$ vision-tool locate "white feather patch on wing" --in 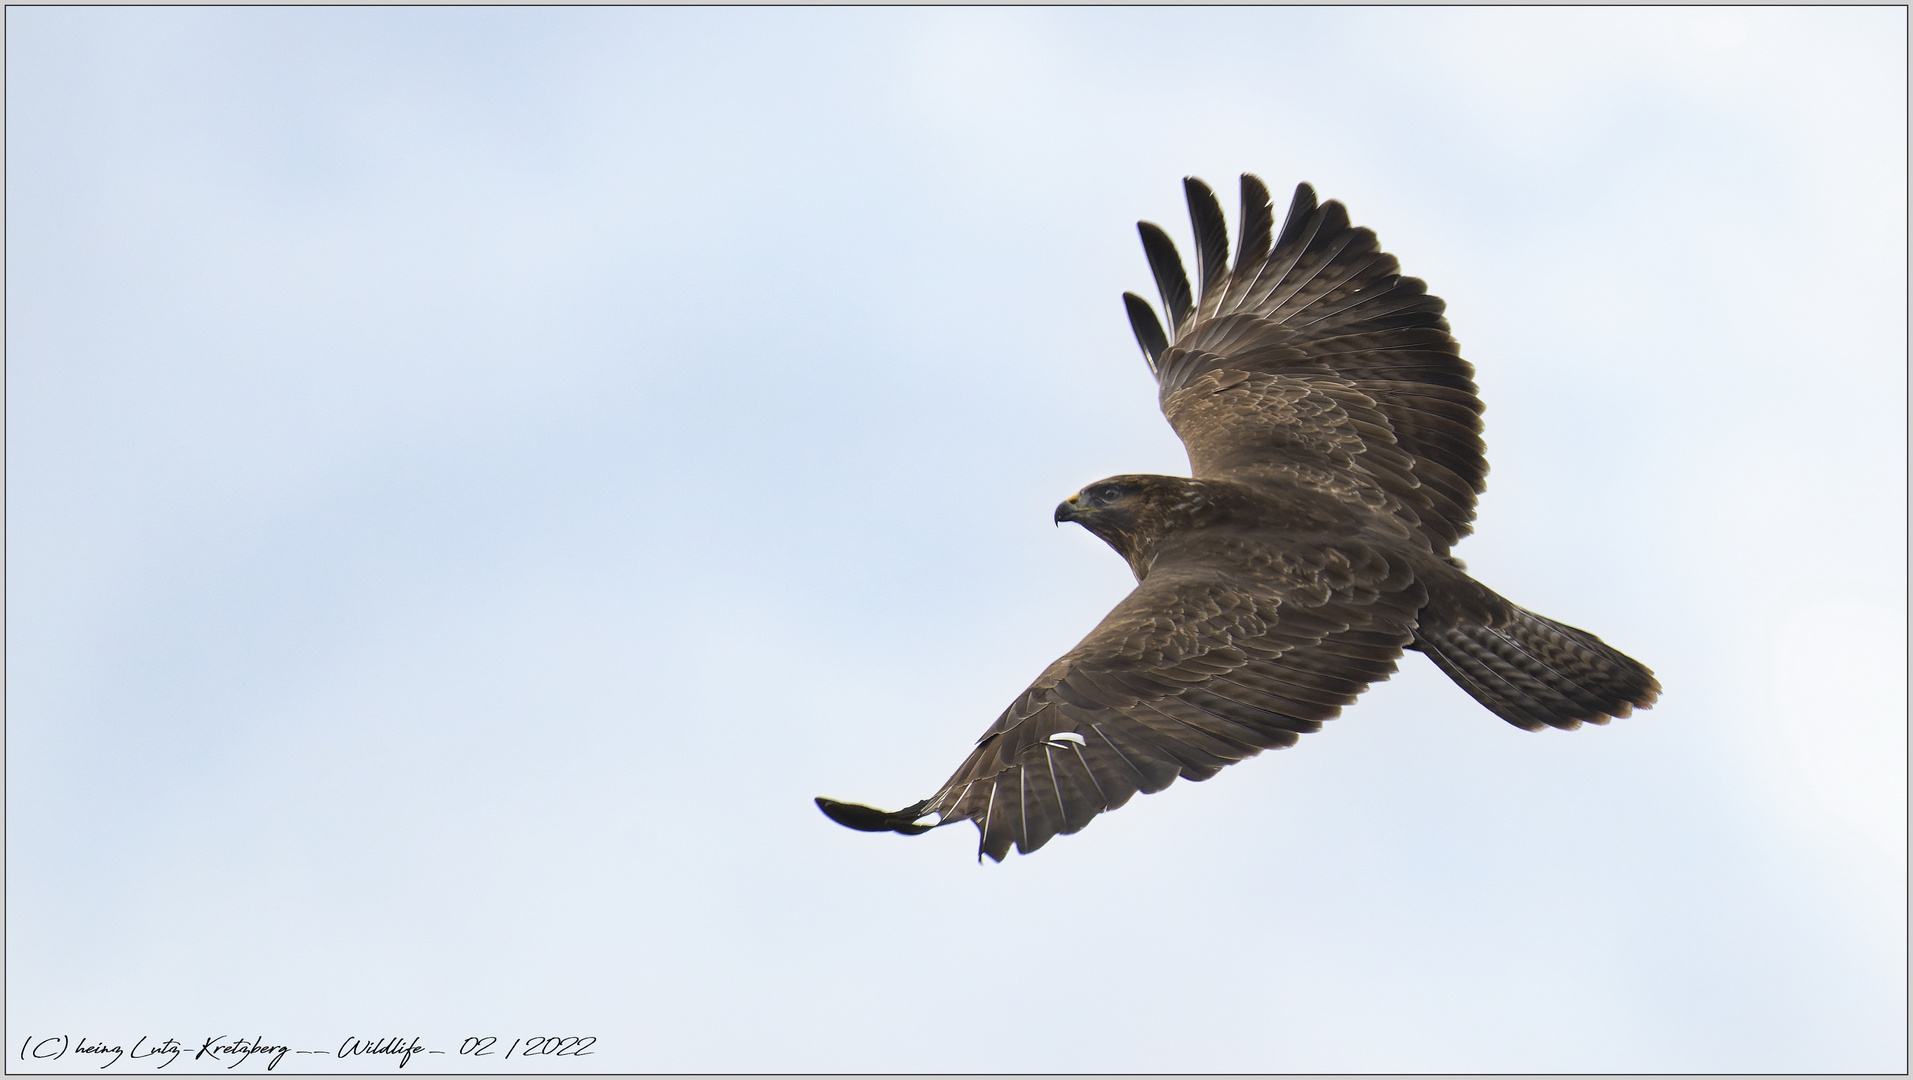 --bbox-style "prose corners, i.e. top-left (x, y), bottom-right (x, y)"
top-left (1047, 732), bottom-right (1088, 747)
